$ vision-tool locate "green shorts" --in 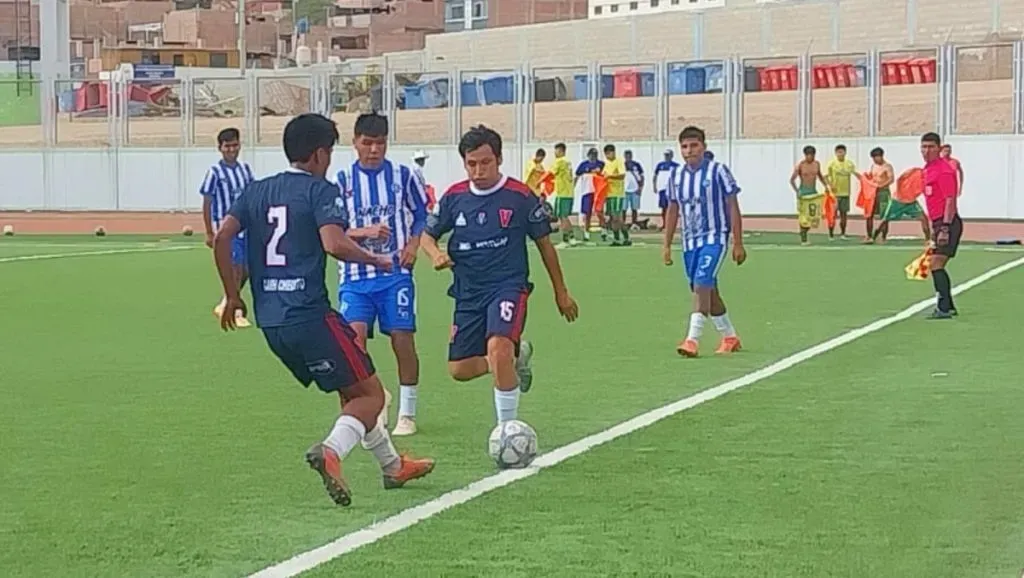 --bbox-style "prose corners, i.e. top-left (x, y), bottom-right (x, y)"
top-left (873, 188), bottom-right (891, 217)
top-left (553, 197), bottom-right (574, 219)
top-left (883, 199), bottom-right (924, 221)
top-left (835, 196), bottom-right (850, 214)
top-left (603, 196), bottom-right (625, 215)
